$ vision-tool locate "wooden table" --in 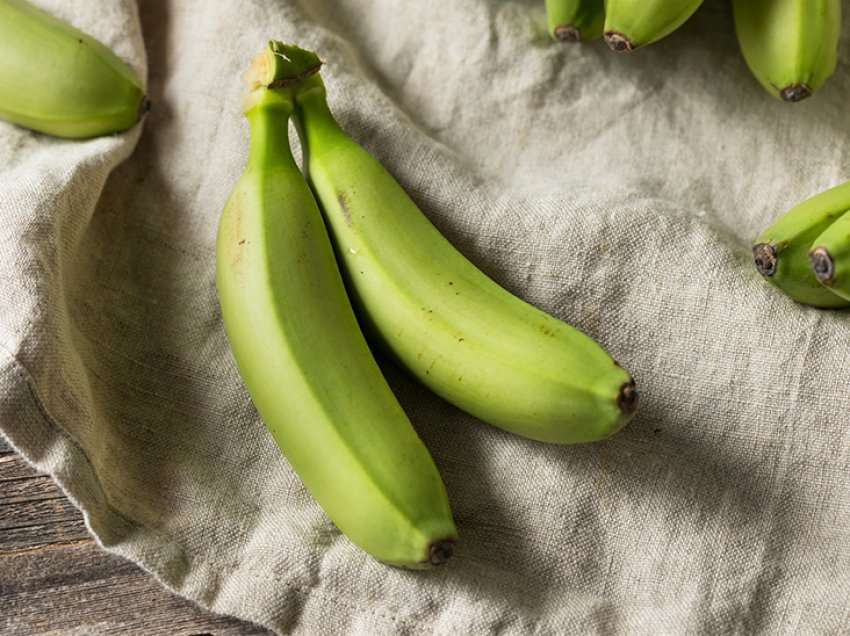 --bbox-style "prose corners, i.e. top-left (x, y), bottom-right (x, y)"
top-left (0, 435), bottom-right (272, 635)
